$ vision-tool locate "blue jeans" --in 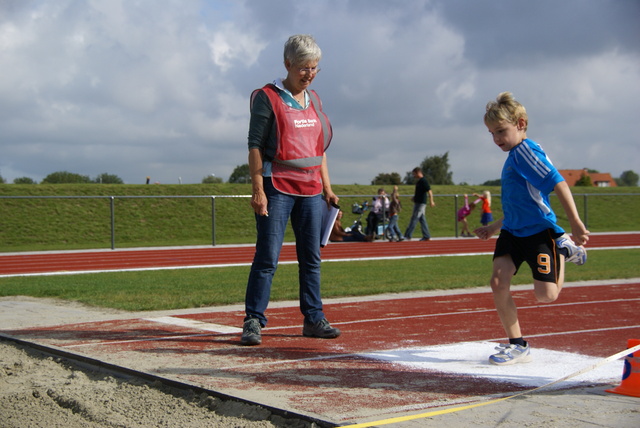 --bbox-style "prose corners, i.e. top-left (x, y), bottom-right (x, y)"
top-left (404, 203), bottom-right (431, 239)
top-left (387, 214), bottom-right (402, 239)
top-left (245, 178), bottom-right (325, 327)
